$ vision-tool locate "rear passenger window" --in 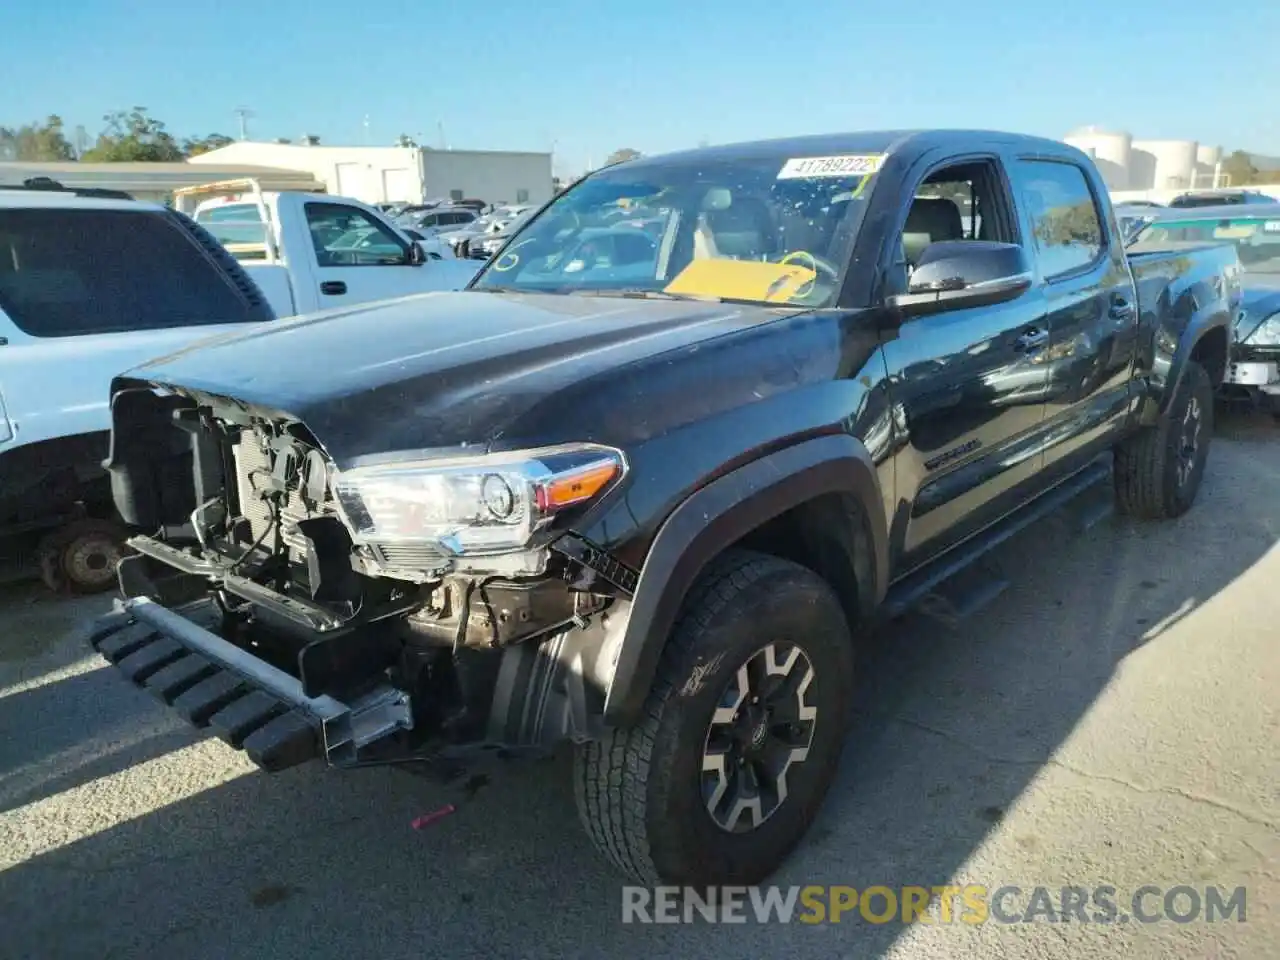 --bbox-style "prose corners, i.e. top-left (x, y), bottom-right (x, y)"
top-left (0, 209), bottom-right (259, 338)
top-left (1017, 160), bottom-right (1104, 279)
